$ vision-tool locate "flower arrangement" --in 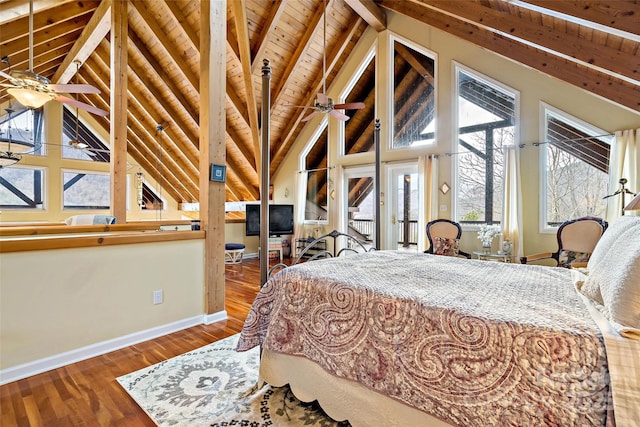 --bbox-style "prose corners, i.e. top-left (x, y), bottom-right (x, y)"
top-left (477, 224), bottom-right (501, 247)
